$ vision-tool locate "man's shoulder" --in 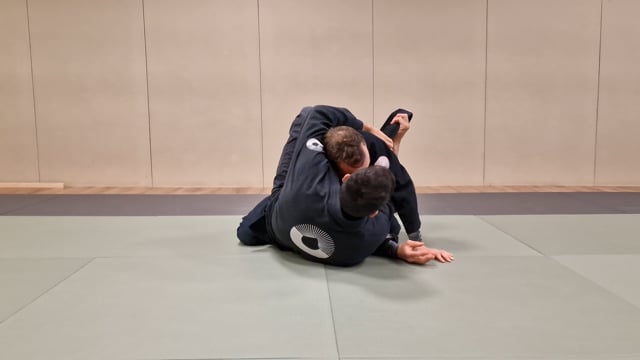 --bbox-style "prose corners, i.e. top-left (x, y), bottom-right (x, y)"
top-left (361, 131), bottom-right (385, 147)
top-left (361, 131), bottom-right (393, 162)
